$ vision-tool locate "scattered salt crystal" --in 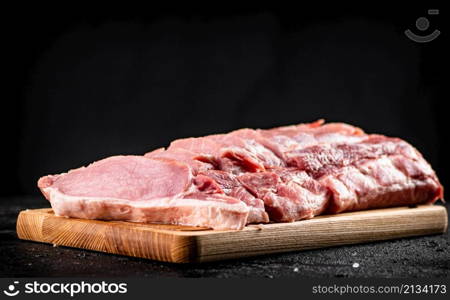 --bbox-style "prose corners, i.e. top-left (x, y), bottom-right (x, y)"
top-left (352, 262), bottom-right (360, 268)
top-left (293, 267), bottom-right (299, 272)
